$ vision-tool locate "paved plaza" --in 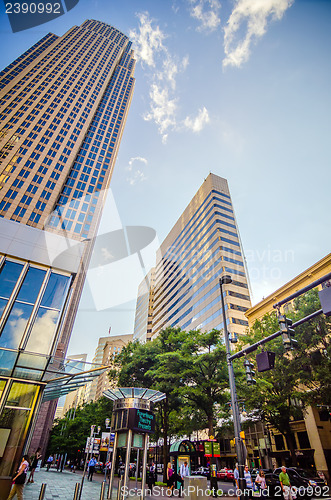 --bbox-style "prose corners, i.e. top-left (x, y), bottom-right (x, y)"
top-left (17, 469), bottom-right (331, 500)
